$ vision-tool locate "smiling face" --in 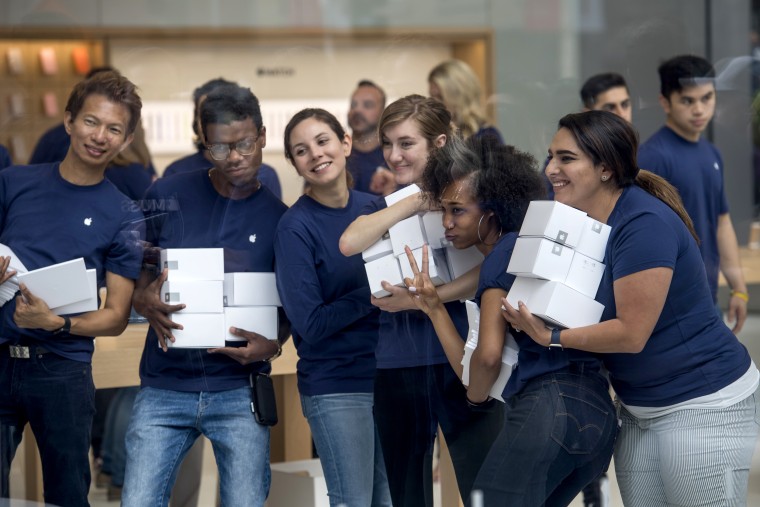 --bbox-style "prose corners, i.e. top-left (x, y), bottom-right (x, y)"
top-left (660, 82), bottom-right (715, 142)
top-left (204, 118), bottom-right (265, 196)
top-left (439, 177), bottom-right (485, 250)
top-left (546, 127), bottom-right (612, 215)
top-left (381, 119), bottom-right (442, 186)
top-left (64, 93), bottom-right (133, 171)
top-left (590, 86), bottom-right (632, 123)
top-left (288, 117), bottom-right (351, 189)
